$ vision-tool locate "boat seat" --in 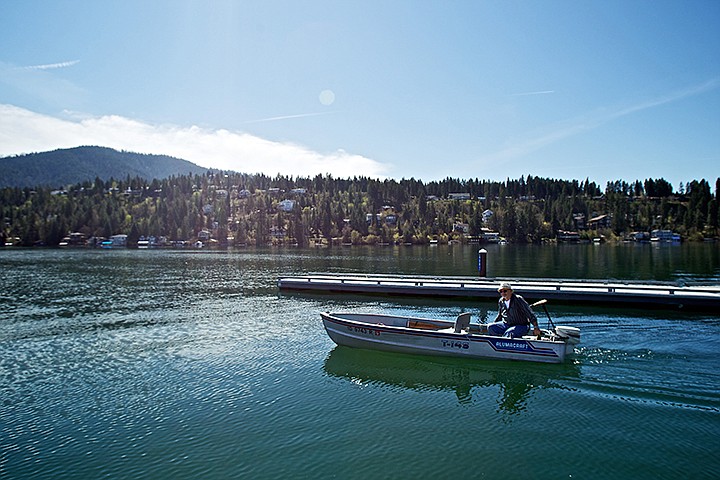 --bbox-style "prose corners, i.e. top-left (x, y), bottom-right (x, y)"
top-left (454, 312), bottom-right (472, 333)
